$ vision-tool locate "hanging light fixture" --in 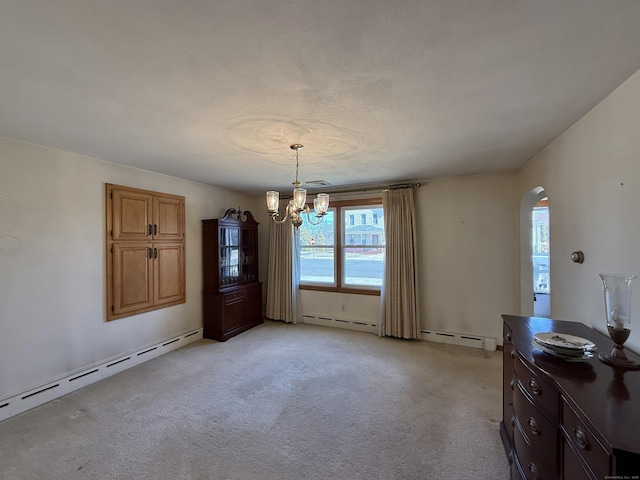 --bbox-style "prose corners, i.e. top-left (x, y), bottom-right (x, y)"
top-left (266, 144), bottom-right (329, 228)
